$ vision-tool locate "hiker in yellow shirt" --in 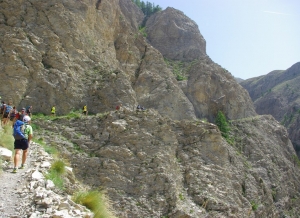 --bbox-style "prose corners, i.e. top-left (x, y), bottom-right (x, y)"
top-left (82, 105), bottom-right (88, 116)
top-left (51, 106), bottom-right (56, 116)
